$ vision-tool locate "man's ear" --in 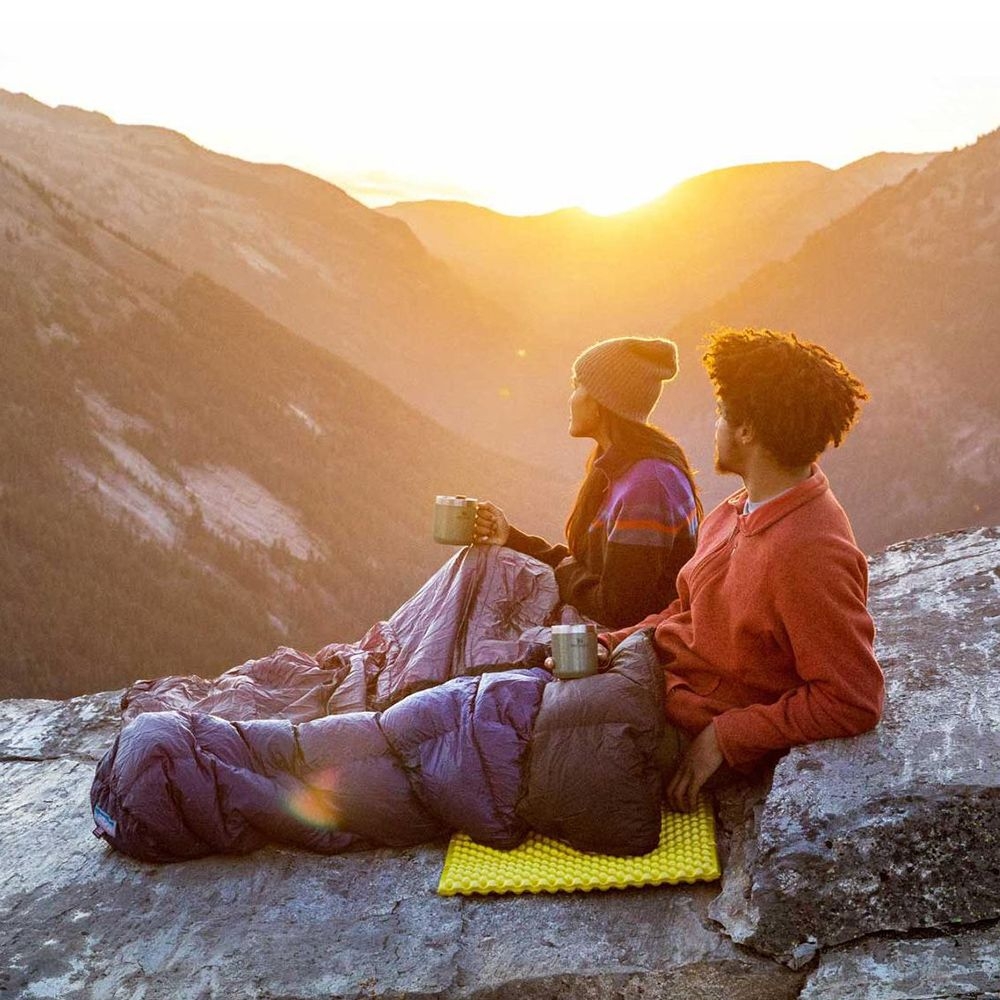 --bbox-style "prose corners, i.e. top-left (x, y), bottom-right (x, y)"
top-left (735, 422), bottom-right (755, 445)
